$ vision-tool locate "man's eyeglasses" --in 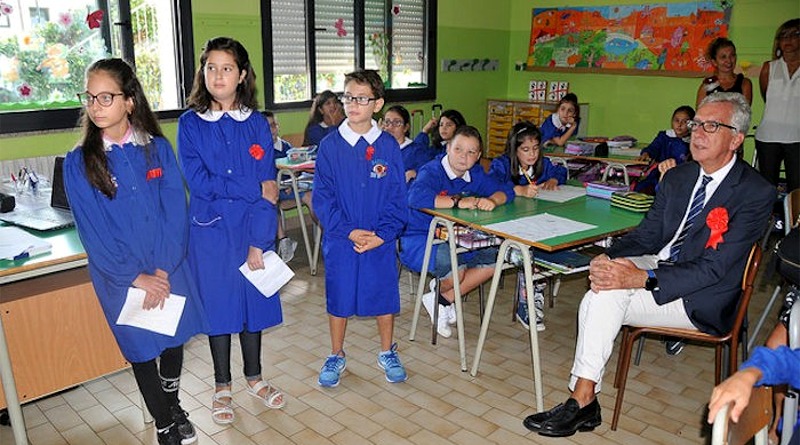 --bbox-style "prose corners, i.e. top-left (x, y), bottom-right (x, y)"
top-left (686, 119), bottom-right (738, 134)
top-left (339, 95), bottom-right (377, 106)
top-left (382, 119), bottom-right (405, 128)
top-left (77, 92), bottom-right (125, 107)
